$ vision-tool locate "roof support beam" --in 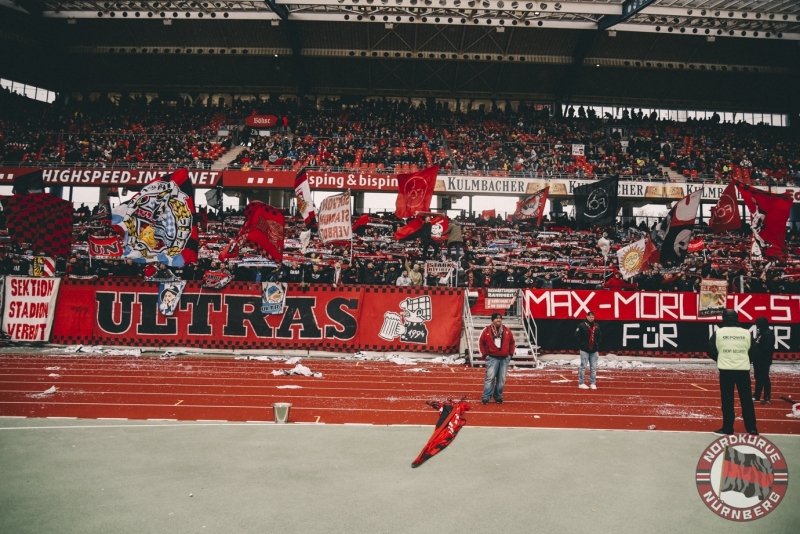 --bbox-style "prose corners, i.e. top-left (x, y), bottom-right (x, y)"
top-left (598, 0), bottom-right (658, 32)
